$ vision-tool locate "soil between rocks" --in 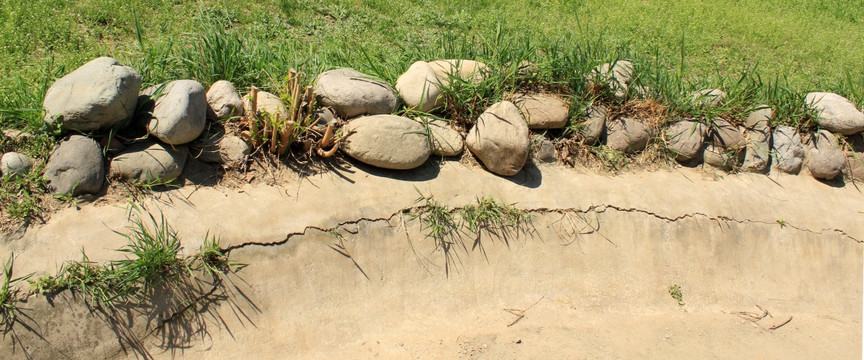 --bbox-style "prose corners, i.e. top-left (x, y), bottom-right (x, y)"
top-left (1, 160), bottom-right (862, 359)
